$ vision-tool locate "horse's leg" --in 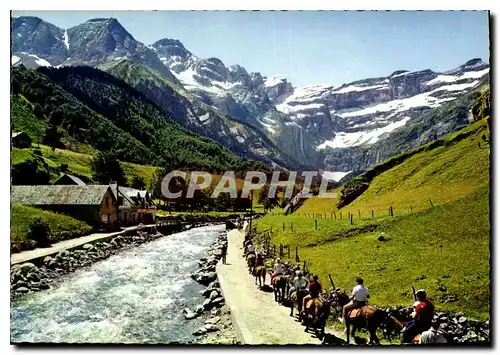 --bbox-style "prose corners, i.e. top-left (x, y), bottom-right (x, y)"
top-left (346, 322), bottom-right (350, 344)
top-left (290, 301), bottom-right (294, 316)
